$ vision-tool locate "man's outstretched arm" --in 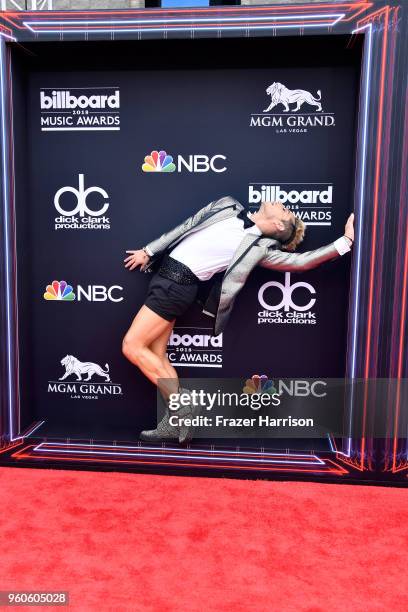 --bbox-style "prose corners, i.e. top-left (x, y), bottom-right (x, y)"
top-left (124, 196), bottom-right (234, 272)
top-left (141, 197), bottom-right (220, 261)
top-left (259, 213), bottom-right (354, 272)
